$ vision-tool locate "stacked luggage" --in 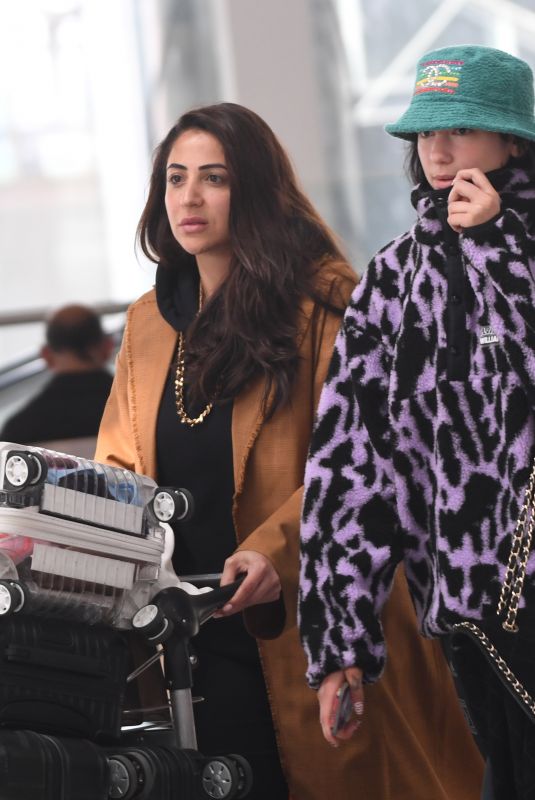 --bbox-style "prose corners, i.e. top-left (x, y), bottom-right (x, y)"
top-left (0, 443), bottom-right (252, 799)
